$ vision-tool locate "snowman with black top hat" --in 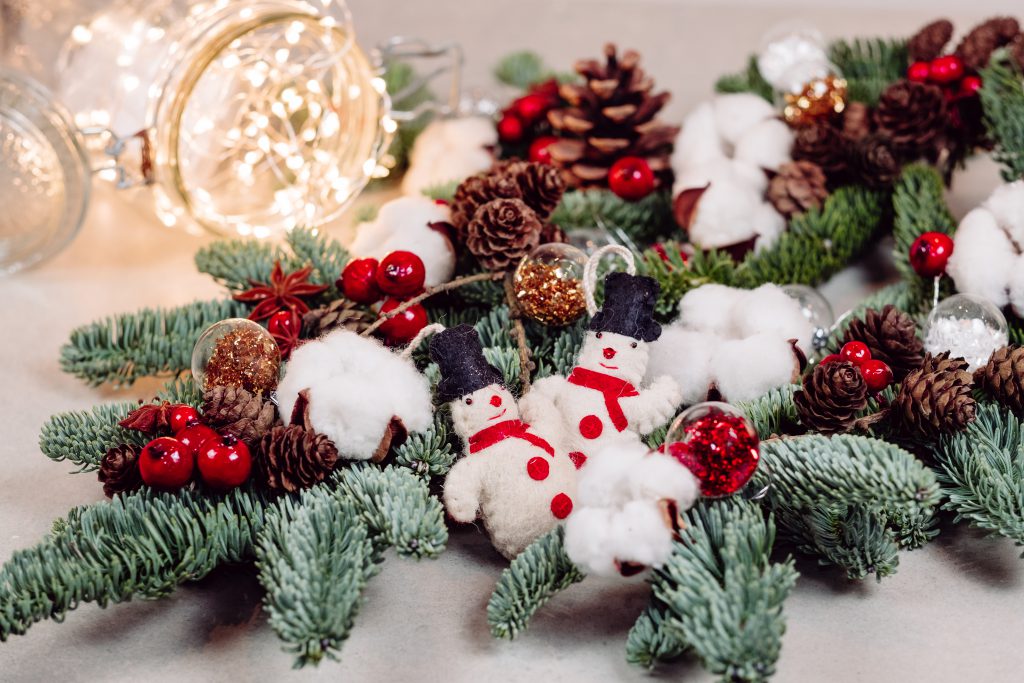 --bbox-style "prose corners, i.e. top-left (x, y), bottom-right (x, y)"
top-left (521, 272), bottom-right (682, 466)
top-left (432, 324), bottom-right (578, 559)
